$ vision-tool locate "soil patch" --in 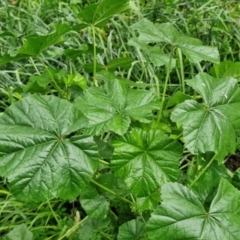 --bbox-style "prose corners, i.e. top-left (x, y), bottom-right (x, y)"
top-left (225, 151), bottom-right (240, 172)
